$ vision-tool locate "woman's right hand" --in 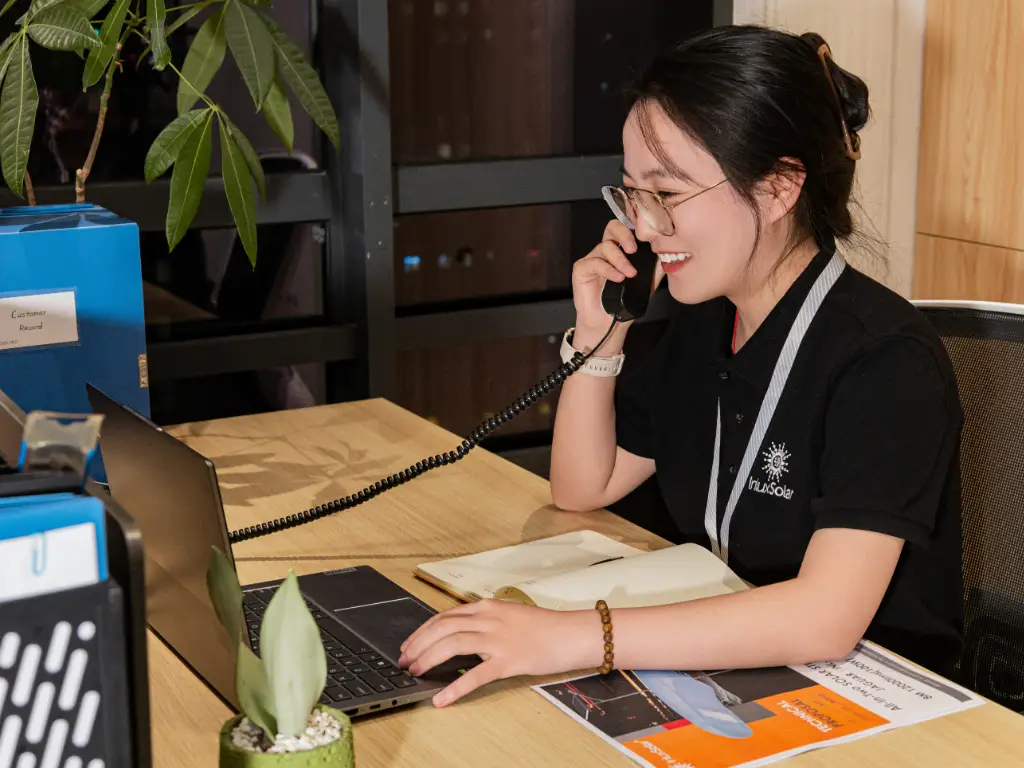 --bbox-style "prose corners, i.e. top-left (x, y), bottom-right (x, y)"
top-left (571, 219), bottom-right (641, 338)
